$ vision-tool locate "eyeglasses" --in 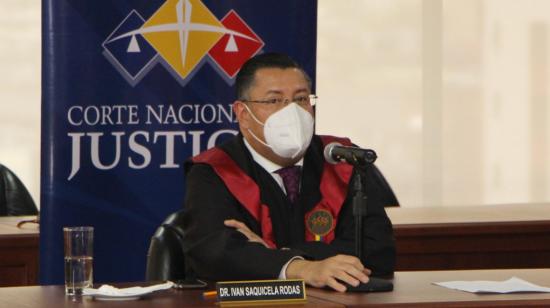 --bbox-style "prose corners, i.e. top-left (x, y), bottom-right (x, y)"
top-left (242, 94), bottom-right (318, 107)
